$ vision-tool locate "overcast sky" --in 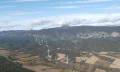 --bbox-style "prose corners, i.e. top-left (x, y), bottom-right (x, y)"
top-left (0, 0), bottom-right (120, 31)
